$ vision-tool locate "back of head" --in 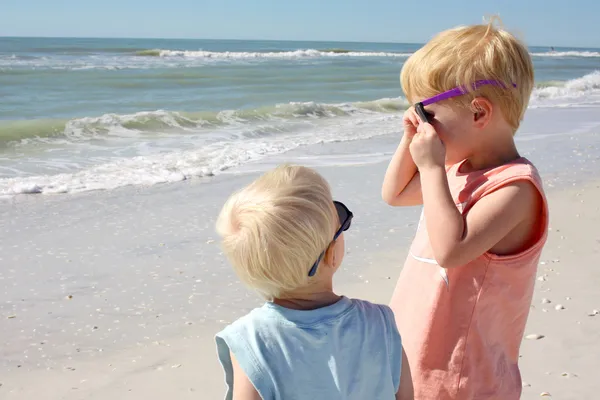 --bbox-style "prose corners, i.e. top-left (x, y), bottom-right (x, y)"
top-left (216, 165), bottom-right (336, 300)
top-left (401, 17), bottom-right (534, 131)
